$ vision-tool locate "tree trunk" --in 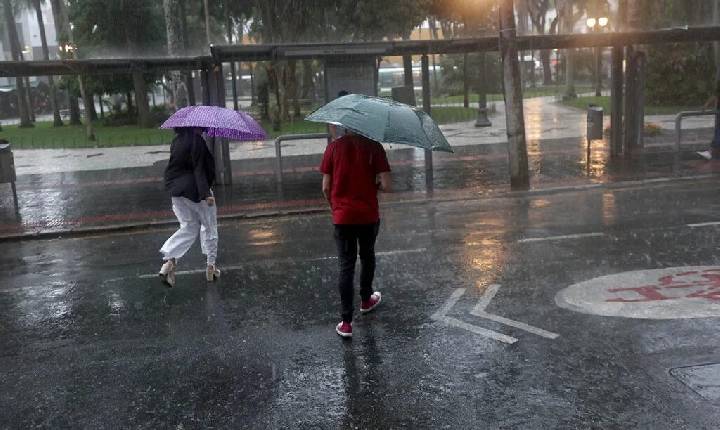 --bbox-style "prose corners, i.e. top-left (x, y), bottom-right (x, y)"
top-left (288, 60), bottom-right (300, 119)
top-left (562, 2), bottom-right (576, 99)
top-left (126, 91), bottom-right (134, 115)
top-left (500, 0), bottom-right (529, 190)
top-left (250, 62), bottom-right (257, 106)
top-left (540, 50), bottom-right (552, 85)
top-left (78, 75), bottom-right (95, 140)
top-left (24, 77), bottom-right (35, 122)
top-left (226, 14), bottom-right (239, 110)
top-left (2, 0), bottom-right (33, 127)
top-left (88, 91), bottom-right (98, 121)
top-left (463, 53), bottom-right (469, 108)
top-left (133, 71), bottom-right (152, 128)
top-left (301, 60), bottom-right (313, 100)
top-left (69, 92), bottom-right (81, 125)
top-left (33, 0), bottom-right (62, 126)
top-left (429, 18), bottom-right (440, 92)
